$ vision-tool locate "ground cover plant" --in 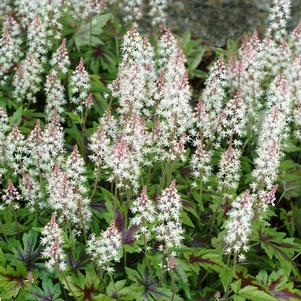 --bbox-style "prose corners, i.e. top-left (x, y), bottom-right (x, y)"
top-left (0, 0), bottom-right (301, 300)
